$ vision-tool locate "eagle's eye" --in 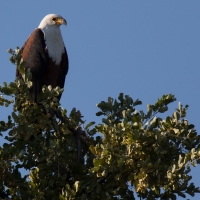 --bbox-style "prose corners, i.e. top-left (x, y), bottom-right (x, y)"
top-left (52, 18), bottom-right (56, 21)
